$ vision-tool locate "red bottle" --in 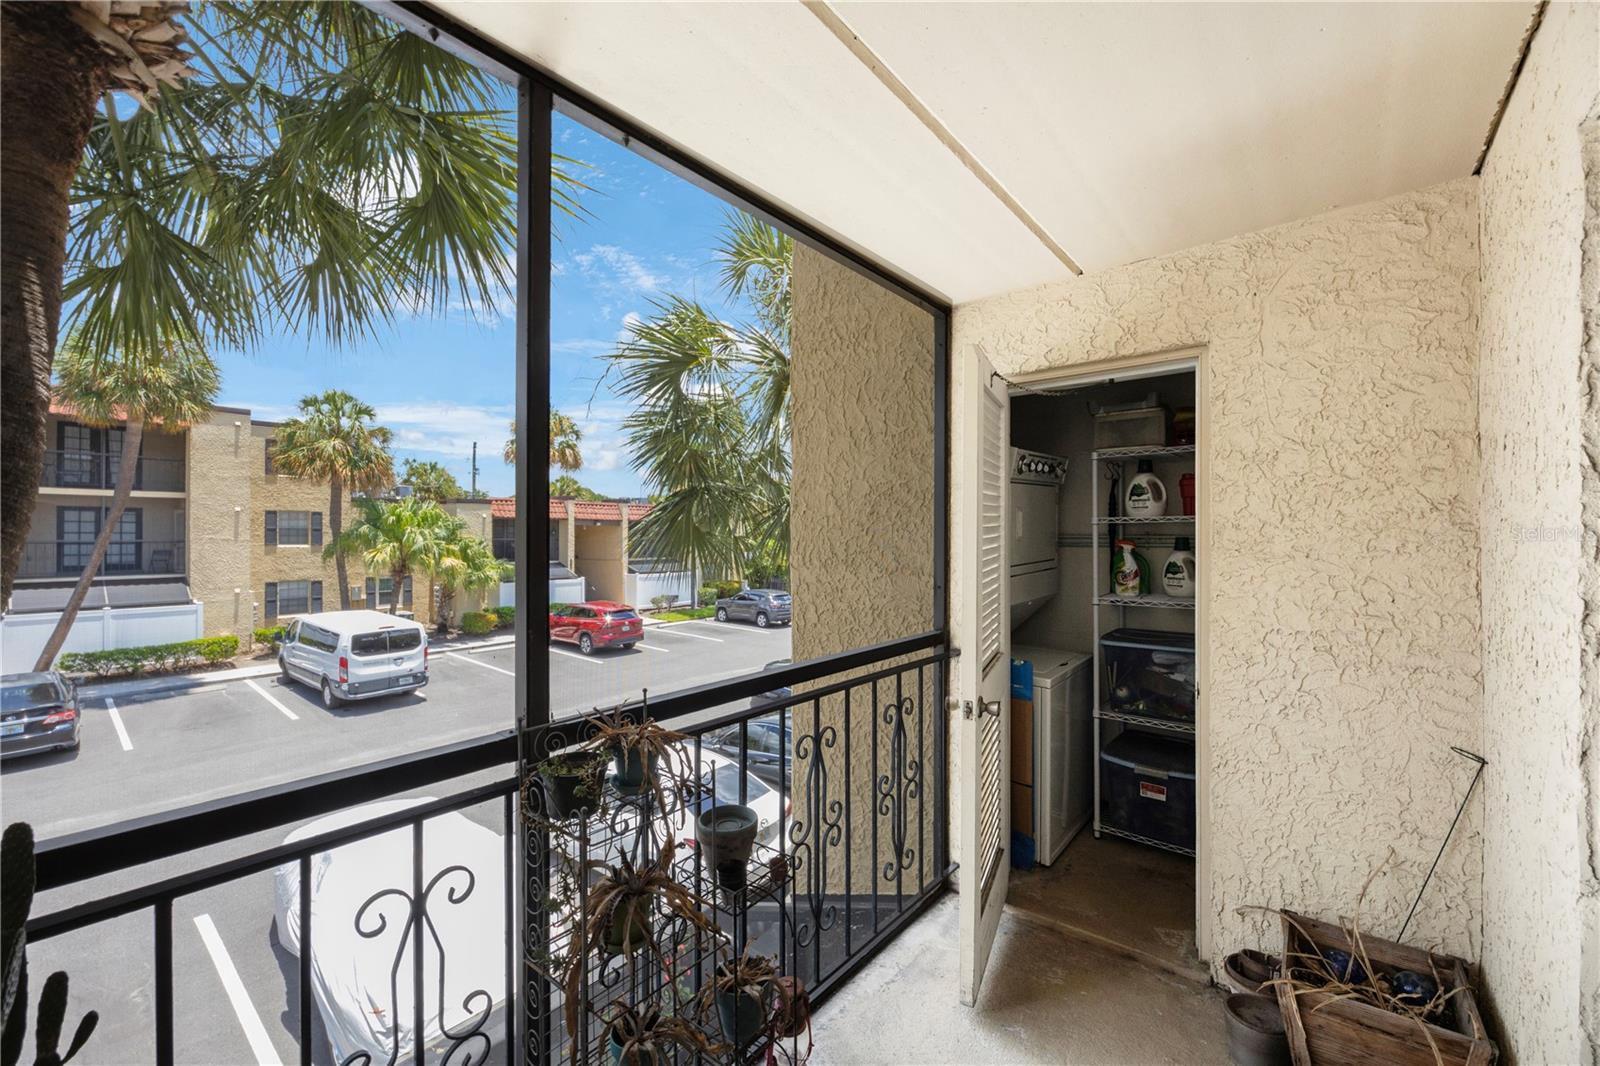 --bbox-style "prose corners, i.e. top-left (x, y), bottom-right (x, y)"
top-left (1180, 473), bottom-right (1196, 516)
